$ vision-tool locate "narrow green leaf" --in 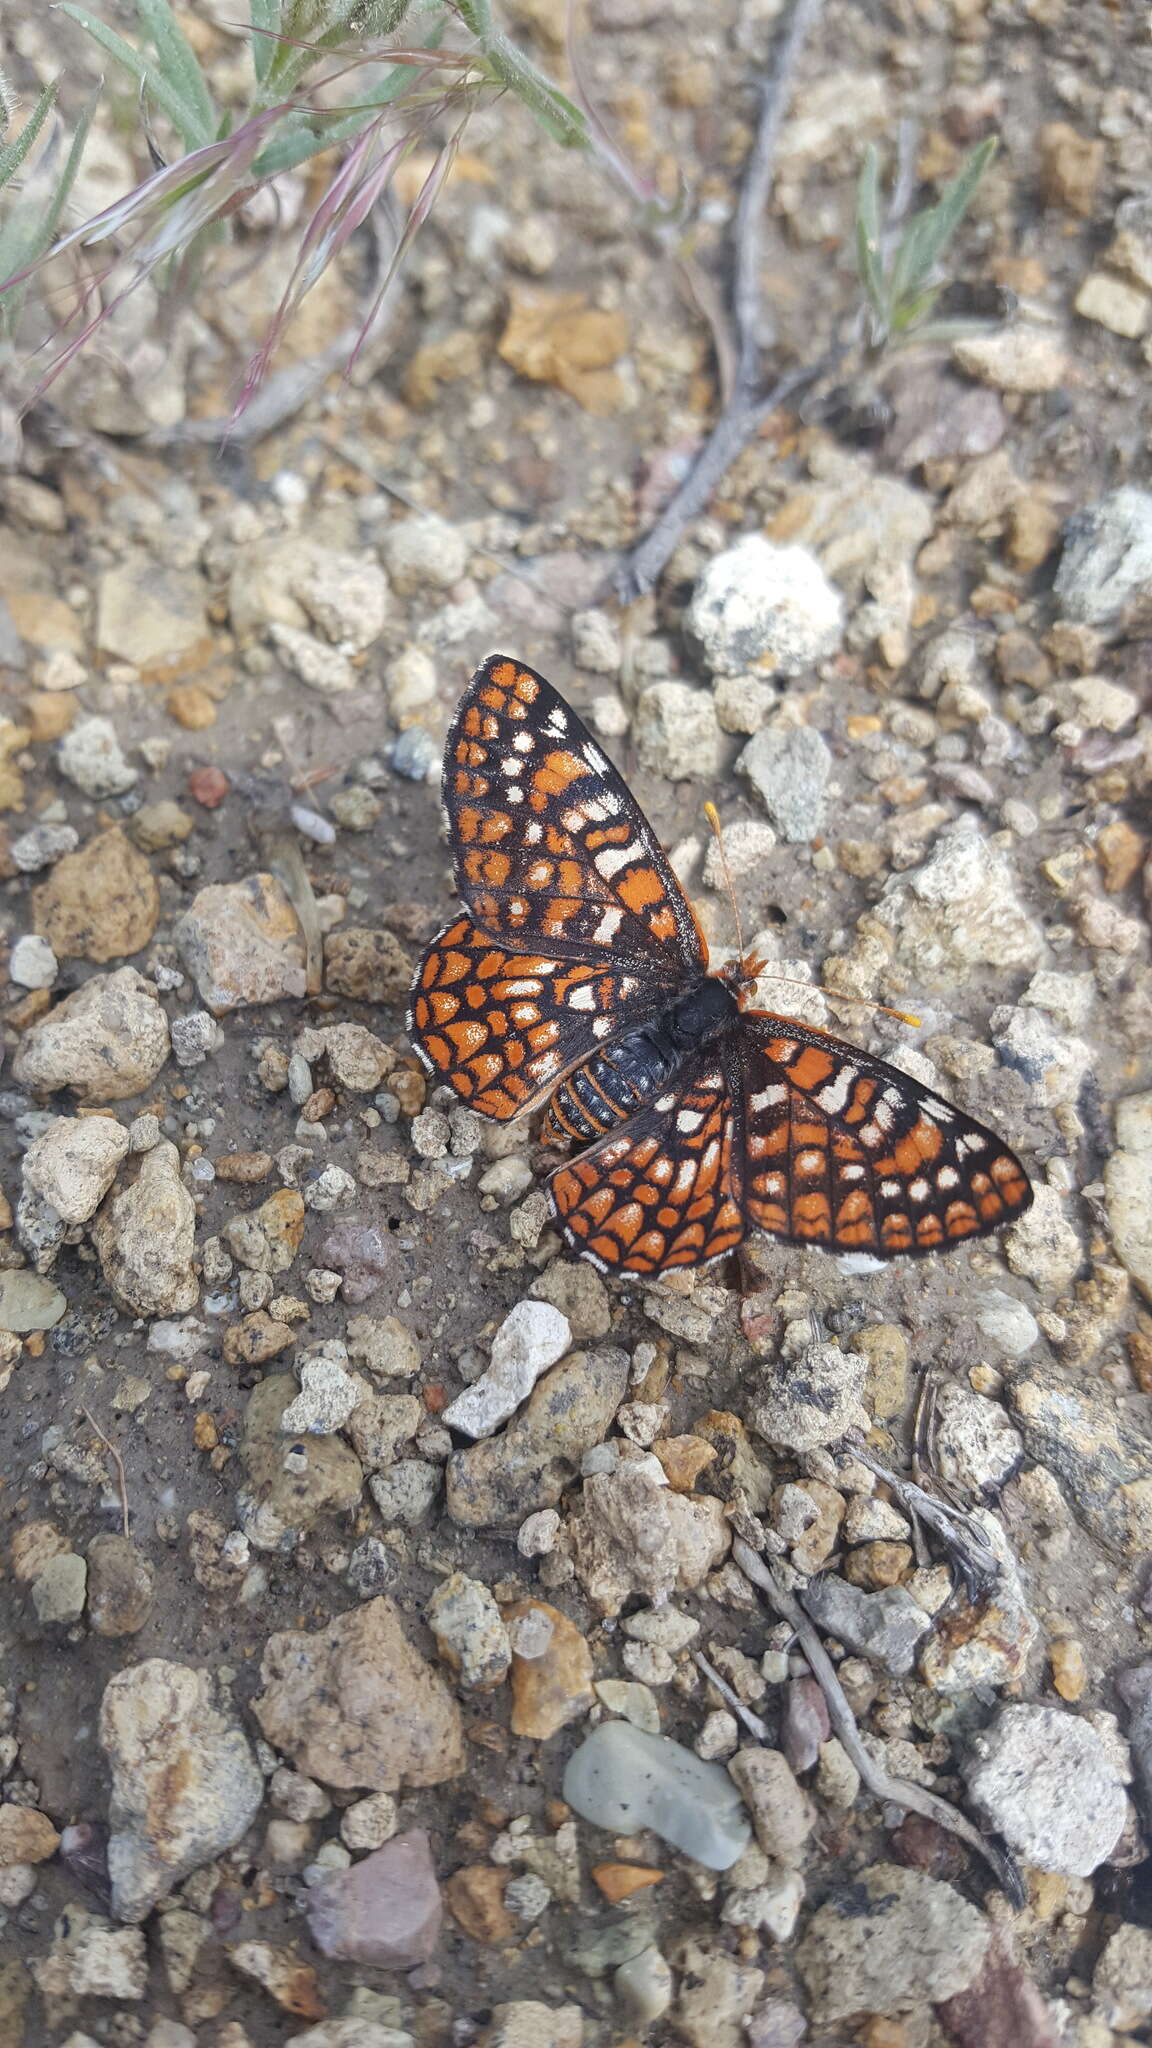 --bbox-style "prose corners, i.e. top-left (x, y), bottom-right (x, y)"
top-left (137, 0), bottom-right (217, 146)
top-left (37, 84), bottom-right (100, 247)
top-left (0, 79), bottom-right (57, 191)
top-left (909, 135), bottom-right (998, 284)
top-left (249, 0), bottom-right (279, 84)
top-left (854, 144), bottom-right (887, 322)
top-left (58, 4), bottom-right (208, 149)
top-left (482, 31), bottom-right (587, 147)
